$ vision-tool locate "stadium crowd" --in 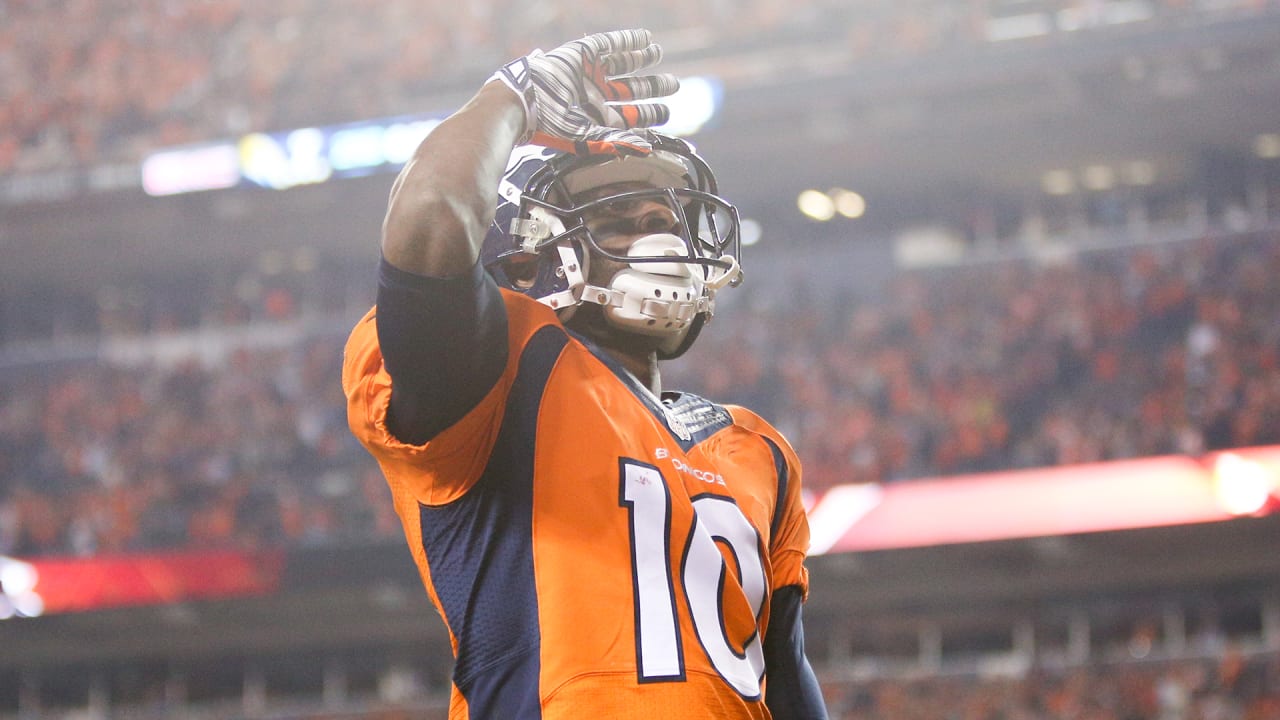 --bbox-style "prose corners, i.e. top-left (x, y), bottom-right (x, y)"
top-left (819, 651), bottom-right (1280, 720)
top-left (74, 648), bottom-right (1280, 718)
top-left (672, 228), bottom-right (1280, 491)
top-left (4, 0), bottom-right (1276, 176)
top-left (0, 0), bottom-right (937, 174)
top-left (23, 640), bottom-right (1272, 718)
top-left (1, 226), bottom-right (1277, 558)
top-left (0, 332), bottom-right (393, 558)
top-left (297, 653), bottom-right (1280, 720)
top-left (4, 7), bottom-right (1280, 720)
